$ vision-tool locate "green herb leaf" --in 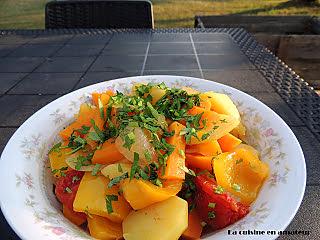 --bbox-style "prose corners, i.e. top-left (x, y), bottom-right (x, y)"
top-left (208, 202), bottom-right (216, 208)
top-left (84, 206), bottom-right (93, 219)
top-left (91, 164), bottom-right (101, 176)
top-left (180, 166), bottom-right (196, 176)
top-left (90, 119), bottom-right (105, 142)
top-left (208, 211), bottom-right (215, 219)
top-left (130, 152), bottom-right (139, 180)
top-left (51, 166), bottom-right (68, 176)
top-left (118, 163), bottom-right (123, 173)
top-left (123, 132), bottom-right (135, 150)
top-left (87, 132), bottom-right (101, 142)
top-left (49, 142), bottom-right (62, 153)
top-left (72, 175), bottom-right (81, 183)
top-left (179, 149), bottom-right (185, 158)
top-left (76, 125), bottom-right (90, 135)
top-left (144, 151), bottom-right (152, 162)
top-left (75, 154), bottom-right (93, 170)
top-left (105, 195), bottom-right (118, 214)
top-left (65, 187), bottom-right (72, 193)
top-left (232, 183), bottom-right (241, 192)
top-left (98, 98), bottom-right (105, 120)
top-left (108, 172), bottom-right (129, 188)
top-left (236, 158), bottom-right (243, 164)
top-left (139, 168), bottom-right (149, 180)
top-left (214, 185), bottom-right (224, 194)
top-left (163, 130), bottom-right (175, 137)
top-left (201, 133), bottom-right (210, 141)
